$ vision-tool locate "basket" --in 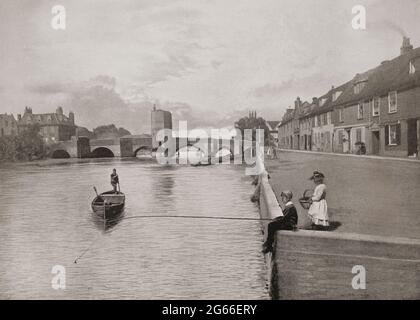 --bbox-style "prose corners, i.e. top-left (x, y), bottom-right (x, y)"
top-left (299, 189), bottom-right (313, 210)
